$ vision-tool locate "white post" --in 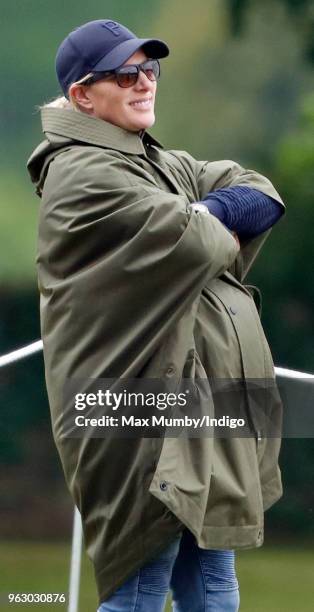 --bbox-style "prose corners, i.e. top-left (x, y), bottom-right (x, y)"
top-left (68, 507), bottom-right (83, 612)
